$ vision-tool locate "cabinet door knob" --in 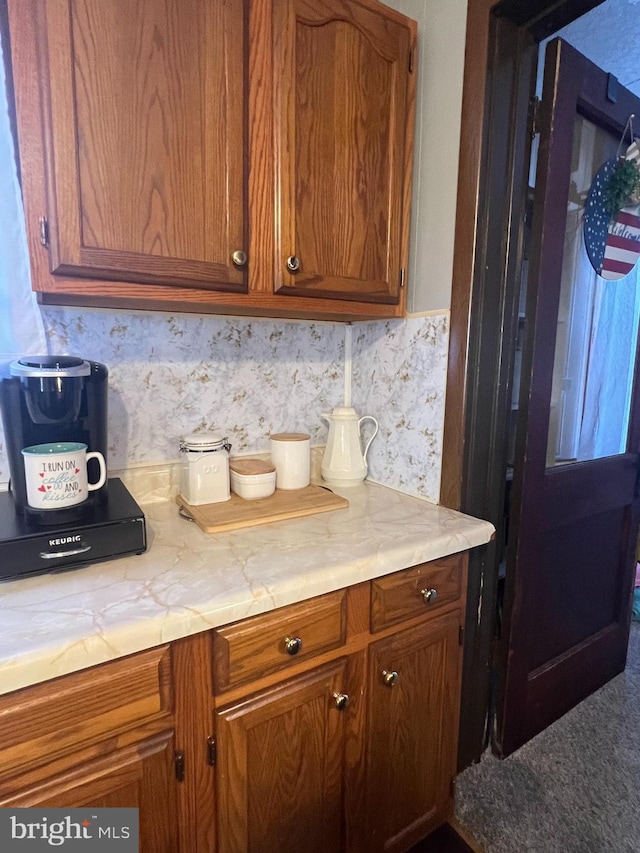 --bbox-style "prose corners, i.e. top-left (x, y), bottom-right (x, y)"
top-left (382, 670), bottom-right (398, 687)
top-left (333, 692), bottom-right (350, 710)
top-left (420, 587), bottom-right (438, 604)
top-left (286, 255), bottom-right (300, 272)
top-left (284, 636), bottom-right (302, 656)
top-left (232, 250), bottom-right (247, 267)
